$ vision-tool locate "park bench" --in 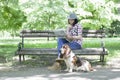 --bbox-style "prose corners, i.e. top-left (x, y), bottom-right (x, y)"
top-left (15, 30), bottom-right (108, 63)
